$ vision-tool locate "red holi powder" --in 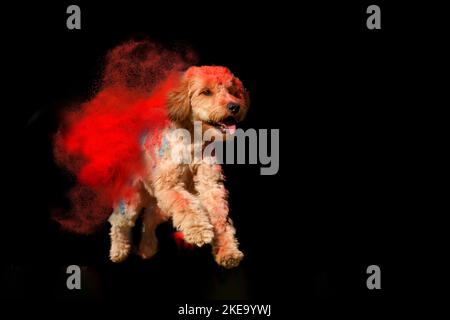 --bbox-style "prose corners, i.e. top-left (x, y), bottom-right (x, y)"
top-left (53, 40), bottom-right (195, 234)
